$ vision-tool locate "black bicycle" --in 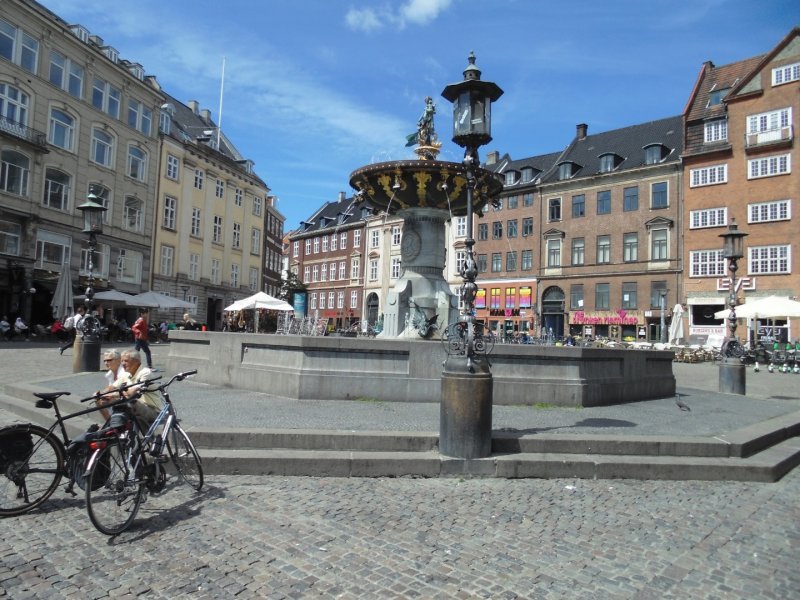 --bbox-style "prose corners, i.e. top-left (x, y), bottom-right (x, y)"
top-left (0, 380), bottom-right (145, 517)
top-left (84, 370), bottom-right (203, 535)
